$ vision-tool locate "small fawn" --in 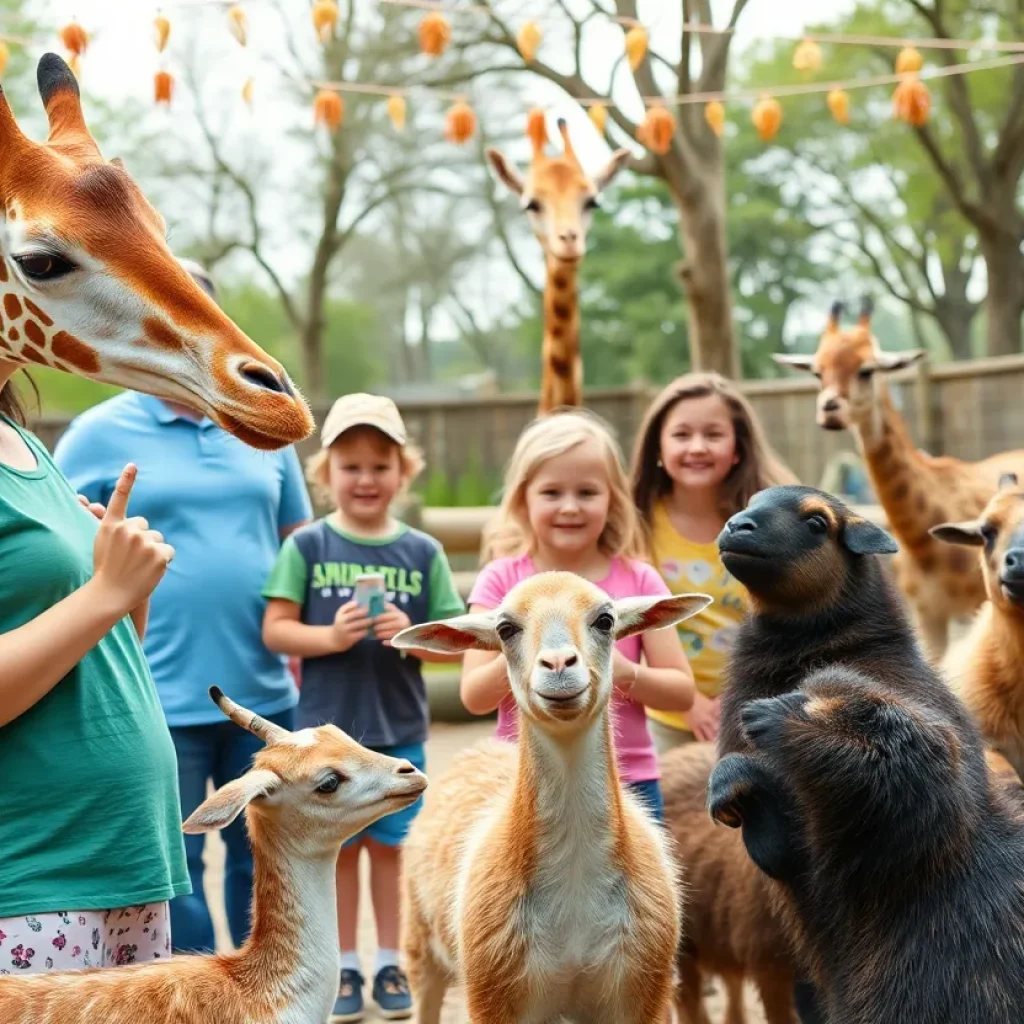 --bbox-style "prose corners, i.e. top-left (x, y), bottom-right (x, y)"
top-left (0, 687), bottom-right (427, 1024)
top-left (391, 570), bottom-right (710, 1024)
